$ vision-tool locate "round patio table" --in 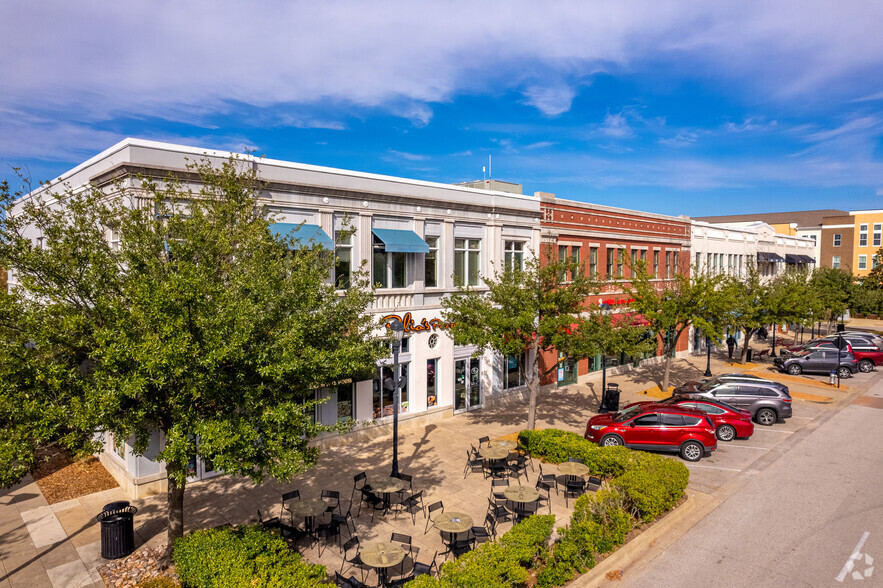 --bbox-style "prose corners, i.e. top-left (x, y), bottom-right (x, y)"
top-left (371, 477), bottom-right (407, 512)
top-left (488, 439), bottom-right (516, 449)
top-left (360, 541), bottom-right (406, 587)
top-left (503, 485), bottom-right (540, 504)
top-left (286, 498), bottom-right (326, 536)
top-left (434, 511), bottom-right (473, 551)
top-left (481, 446), bottom-right (510, 460)
top-left (557, 462), bottom-right (590, 477)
